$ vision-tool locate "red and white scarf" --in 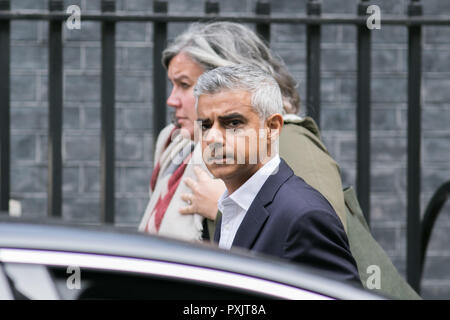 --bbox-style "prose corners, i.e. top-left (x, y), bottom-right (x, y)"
top-left (144, 128), bottom-right (195, 233)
